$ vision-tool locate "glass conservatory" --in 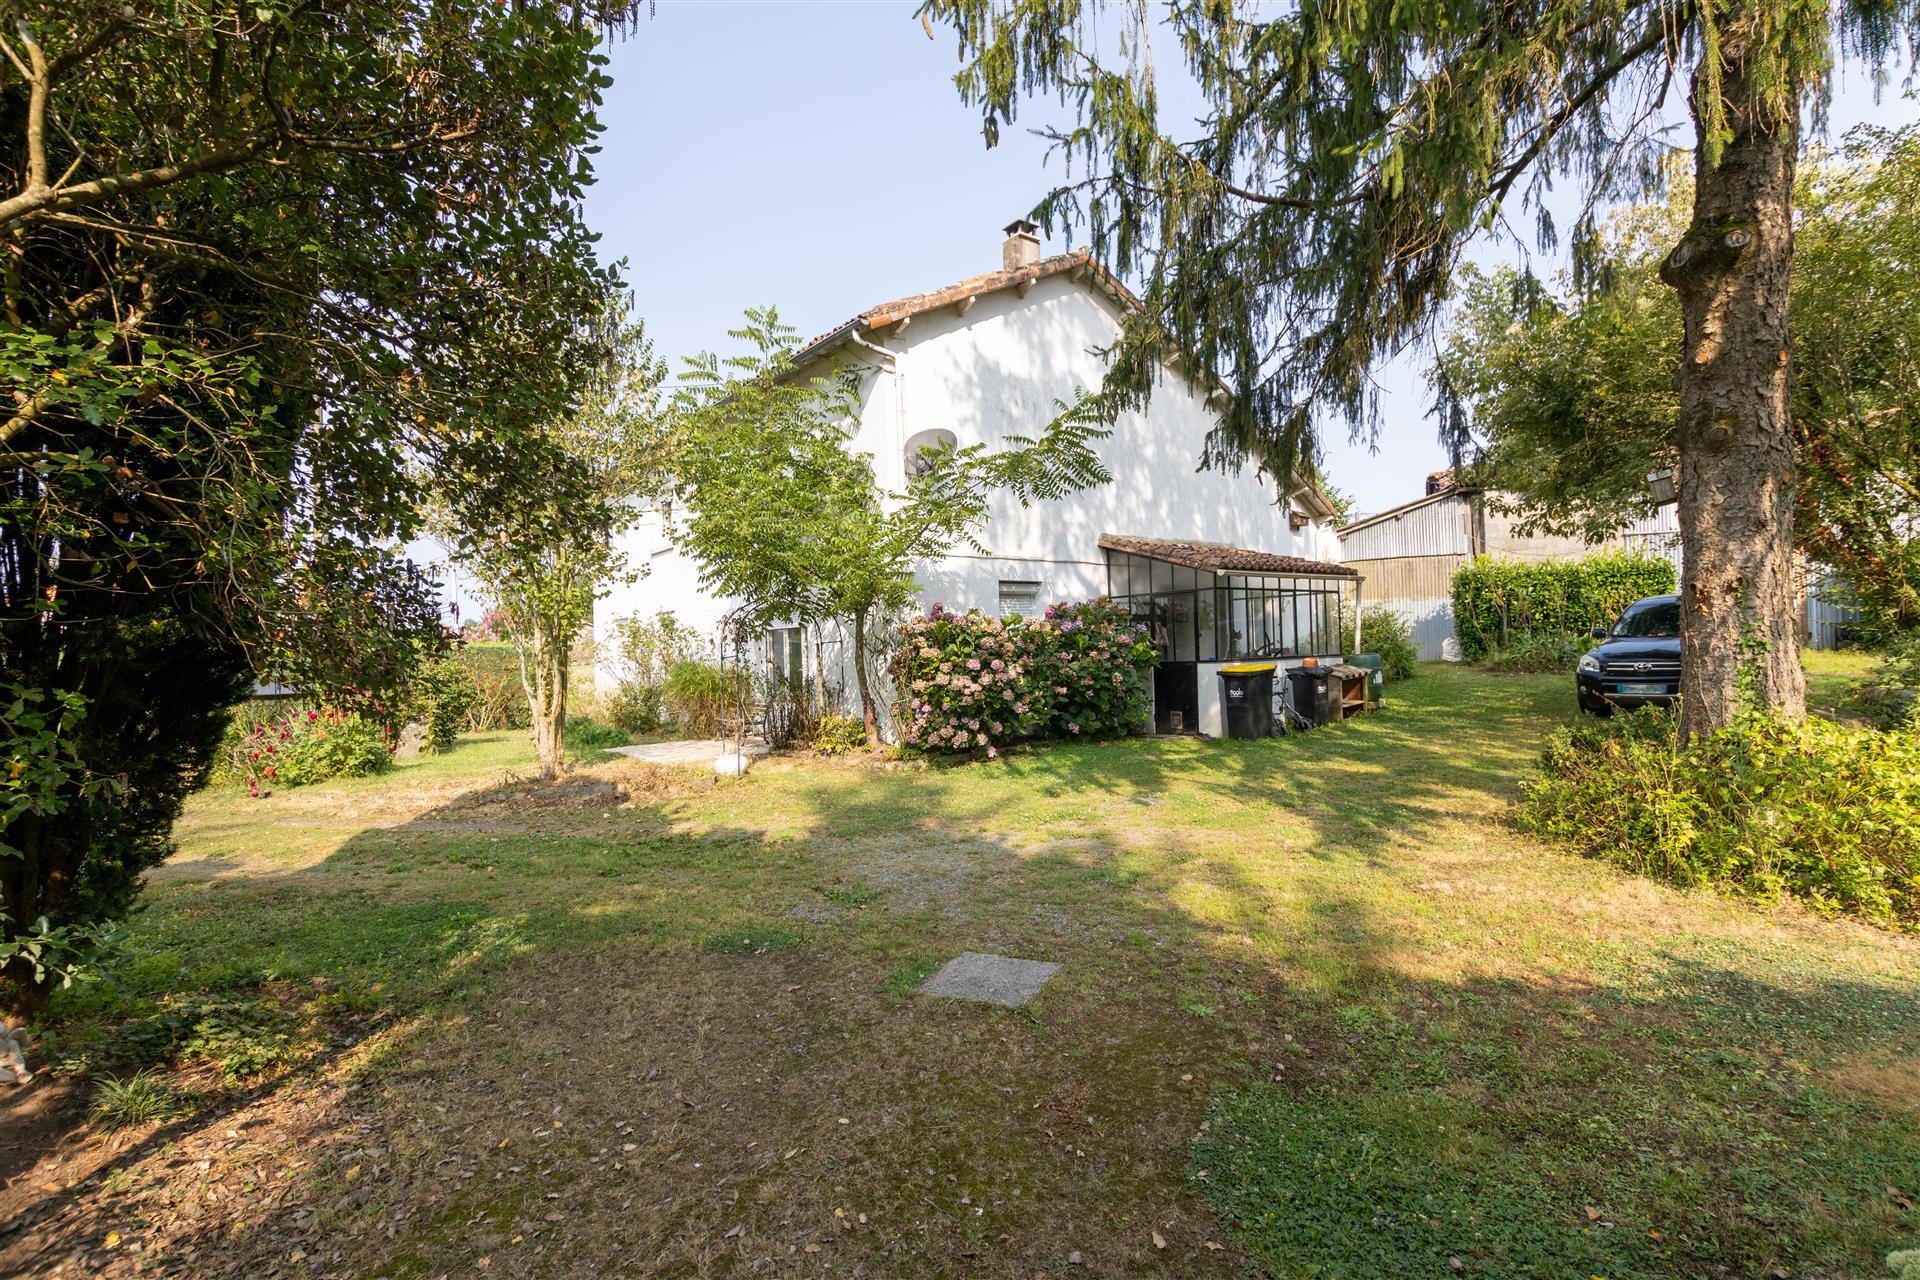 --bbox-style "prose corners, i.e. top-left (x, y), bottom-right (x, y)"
top-left (1100, 536), bottom-right (1361, 735)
